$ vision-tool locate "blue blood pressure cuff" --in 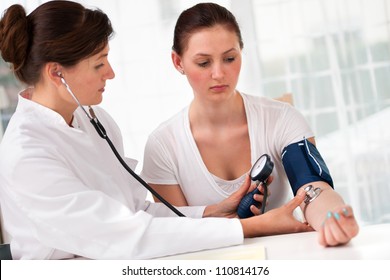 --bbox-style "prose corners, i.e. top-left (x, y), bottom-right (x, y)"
top-left (281, 138), bottom-right (334, 195)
